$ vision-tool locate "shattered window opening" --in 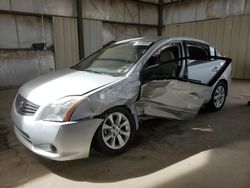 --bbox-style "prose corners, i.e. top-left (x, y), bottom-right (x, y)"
top-left (141, 43), bottom-right (182, 83)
